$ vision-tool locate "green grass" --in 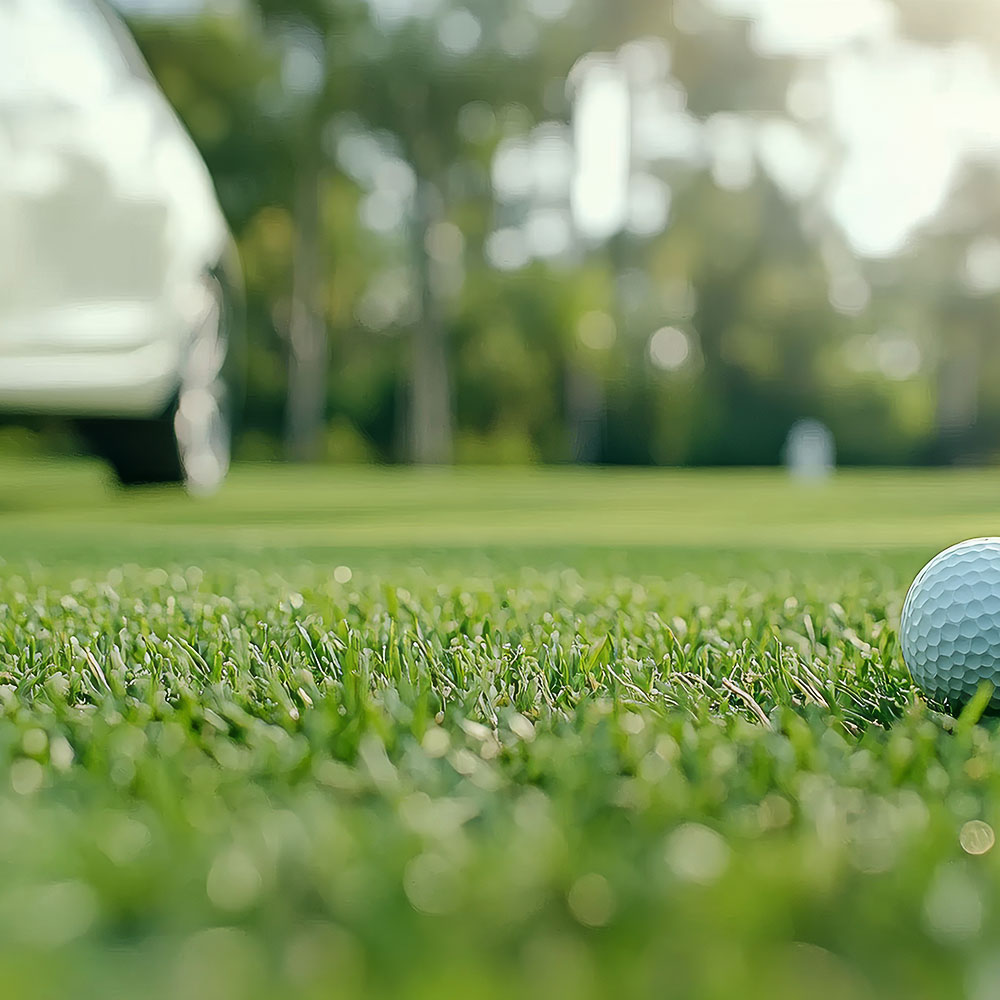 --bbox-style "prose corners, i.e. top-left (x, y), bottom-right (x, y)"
top-left (1, 458), bottom-right (1000, 998)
